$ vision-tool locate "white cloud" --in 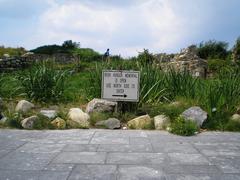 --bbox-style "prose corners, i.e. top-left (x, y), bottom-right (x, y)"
top-left (28, 0), bottom-right (201, 57)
